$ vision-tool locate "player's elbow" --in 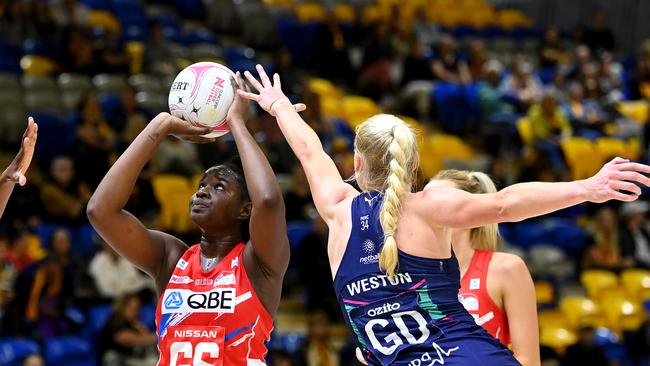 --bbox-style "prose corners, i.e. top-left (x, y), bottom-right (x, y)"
top-left (86, 196), bottom-right (106, 223)
top-left (256, 190), bottom-right (284, 209)
top-left (494, 190), bottom-right (519, 223)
